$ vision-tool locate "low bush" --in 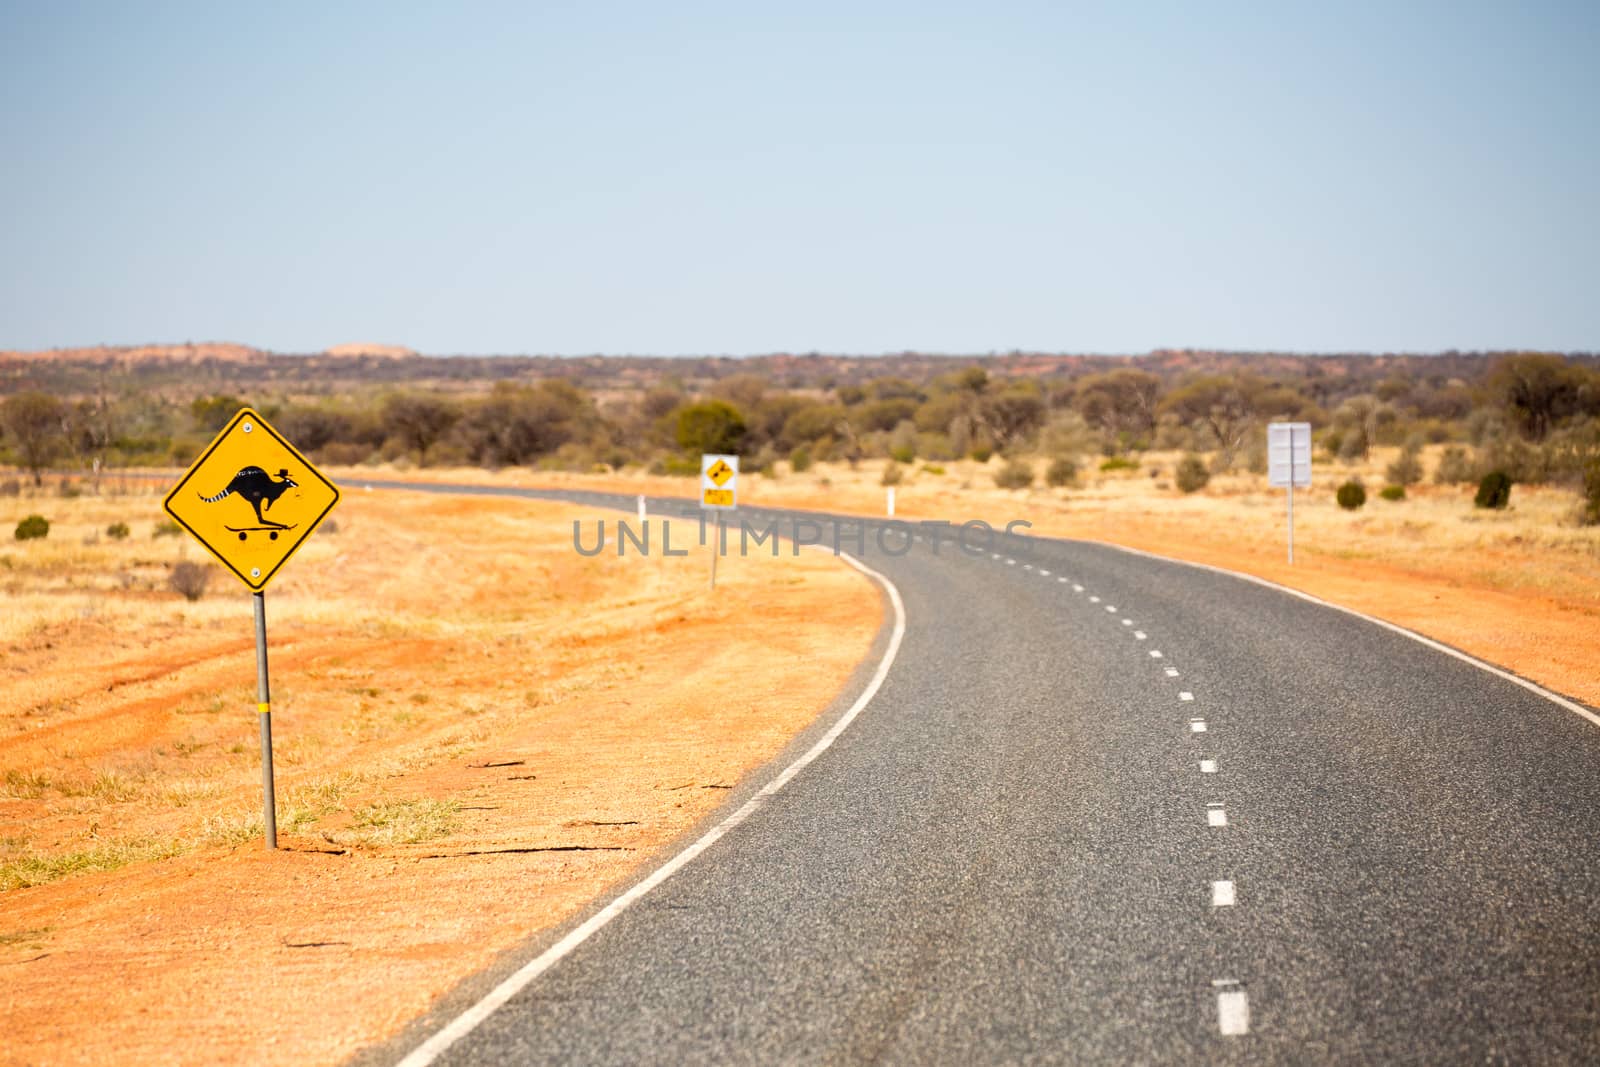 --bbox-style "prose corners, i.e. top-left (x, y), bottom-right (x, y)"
top-left (1045, 456), bottom-right (1078, 488)
top-left (788, 445), bottom-right (812, 473)
top-left (658, 454), bottom-right (700, 477)
top-left (888, 444), bottom-right (916, 464)
top-left (153, 519), bottom-right (182, 538)
top-left (1581, 457), bottom-right (1600, 526)
top-left (919, 463), bottom-right (946, 476)
top-left (1433, 445), bottom-right (1476, 485)
top-left (1336, 480), bottom-right (1367, 510)
top-left (168, 561), bottom-right (211, 601)
top-left (14, 515), bottom-right (49, 541)
top-left (993, 458), bottom-right (1034, 489)
top-left (1099, 455), bottom-right (1138, 472)
top-left (1474, 470), bottom-right (1512, 510)
top-left (1379, 485), bottom-right (1406, 501)
top-left (880, 463), bottom-right (903, 486)
top-left (106, 522), bottom-right (130, 540)
top-left (969, 446), bottom-right (993, 463)
top-left (1175, 455), bottom-right (1209, 493)
top-left (1386, 447), bottom-right (1424, 487)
